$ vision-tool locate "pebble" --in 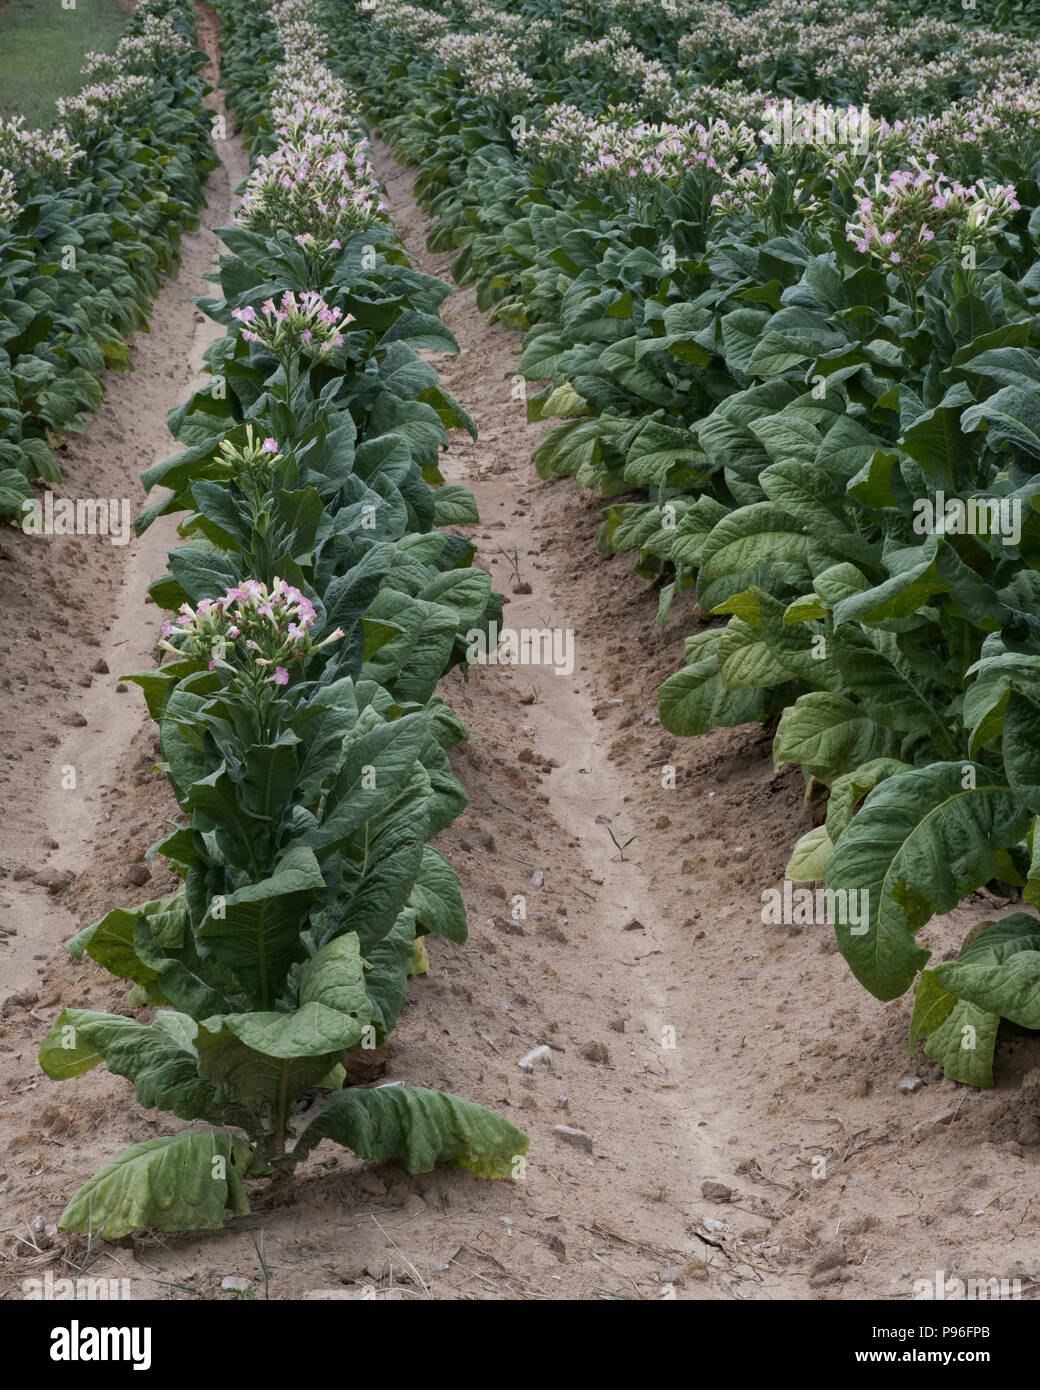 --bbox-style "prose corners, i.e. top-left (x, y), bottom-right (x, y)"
top-left (518, 1044), bottom-right (553, 1072)
top-left (220, 1276), bottom-right (251, 1292)
top-left (898, 1076), bottom-right (924, 1094)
